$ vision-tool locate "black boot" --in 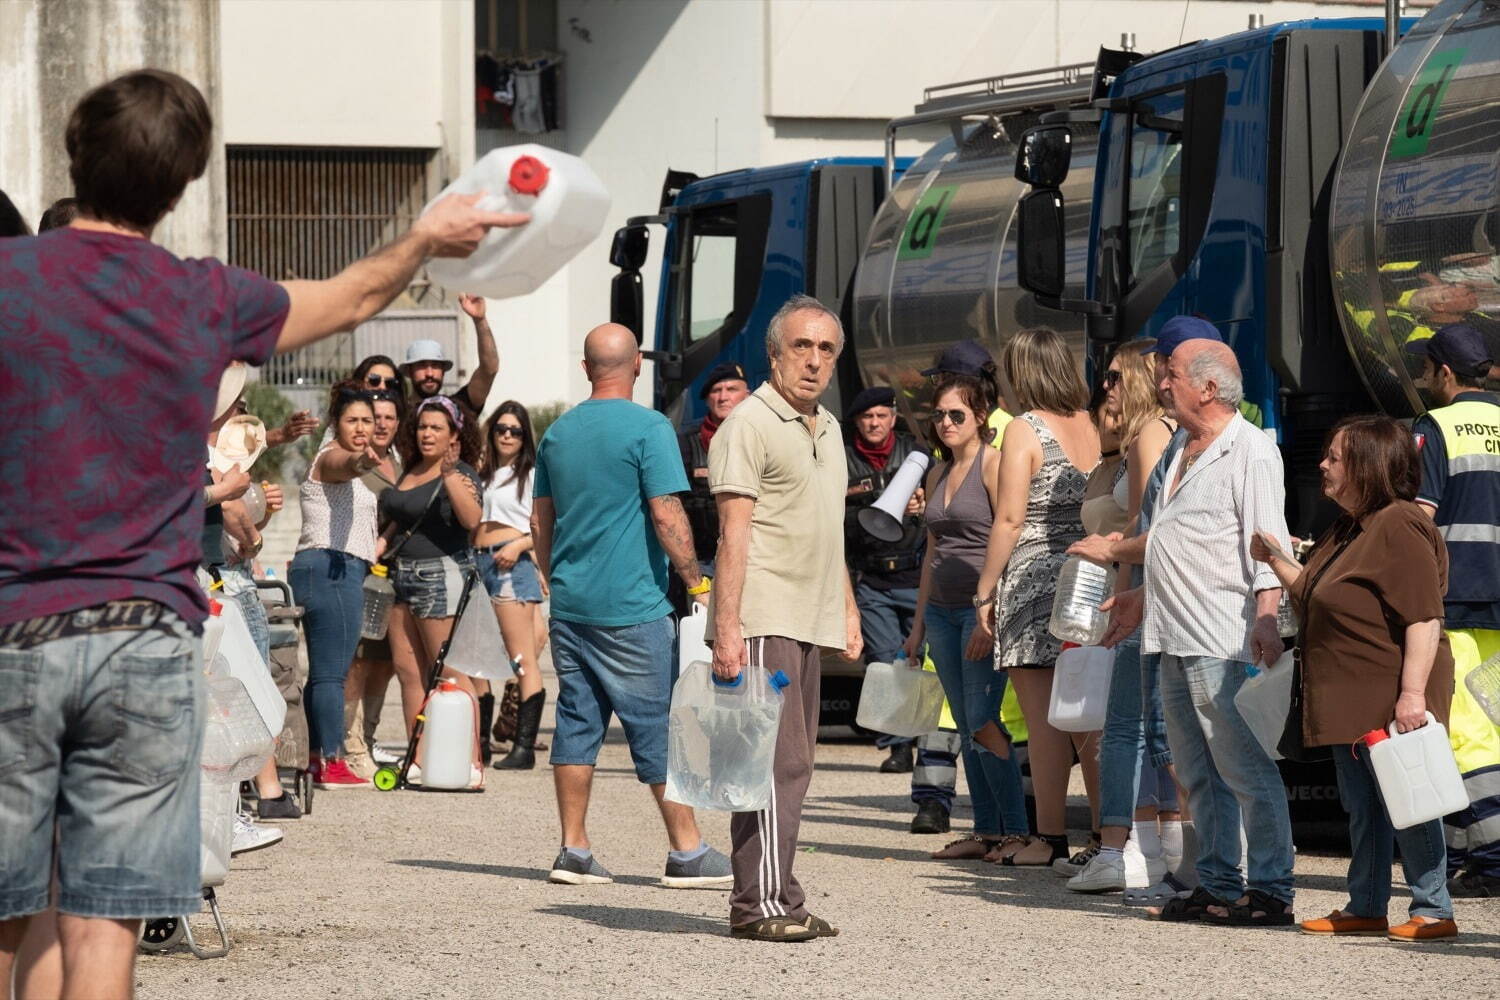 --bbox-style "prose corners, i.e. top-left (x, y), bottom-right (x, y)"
top-left (477, 693), bottom-right (496, 766)
top-left (910, 800), bottom-right (950, 835)
top-left (879, 742), bottom-right (914, 773)
top-left (494, 691), bottom-right (544, 770)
